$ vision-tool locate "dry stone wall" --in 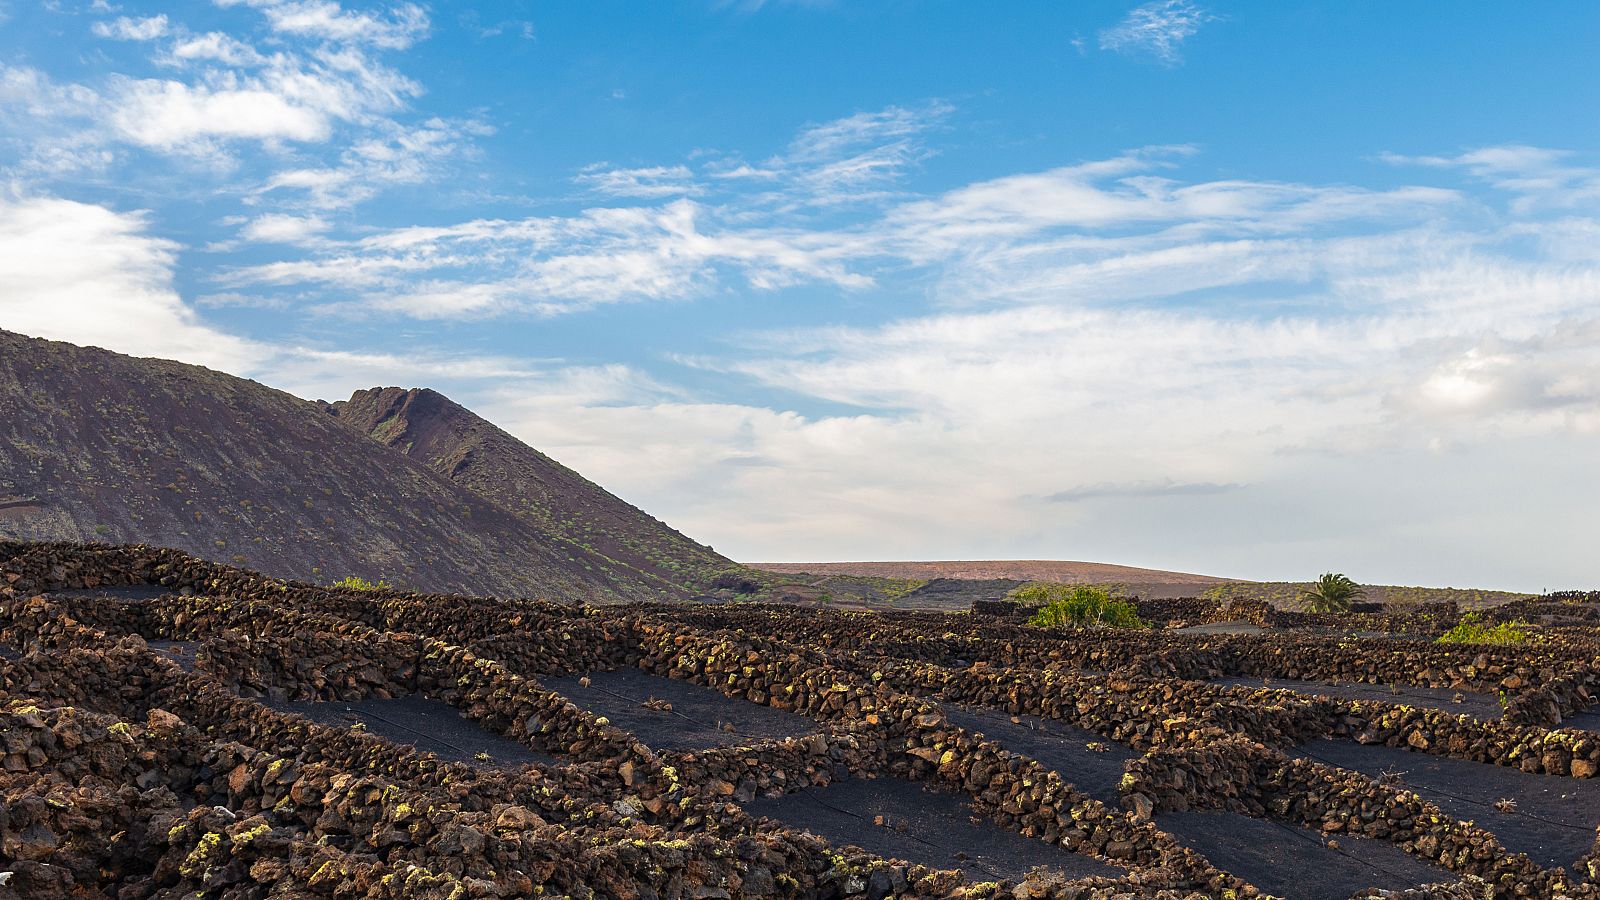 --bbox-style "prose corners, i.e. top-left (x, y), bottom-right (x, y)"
top-left (4, 541), bottom-right (1600, 899)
